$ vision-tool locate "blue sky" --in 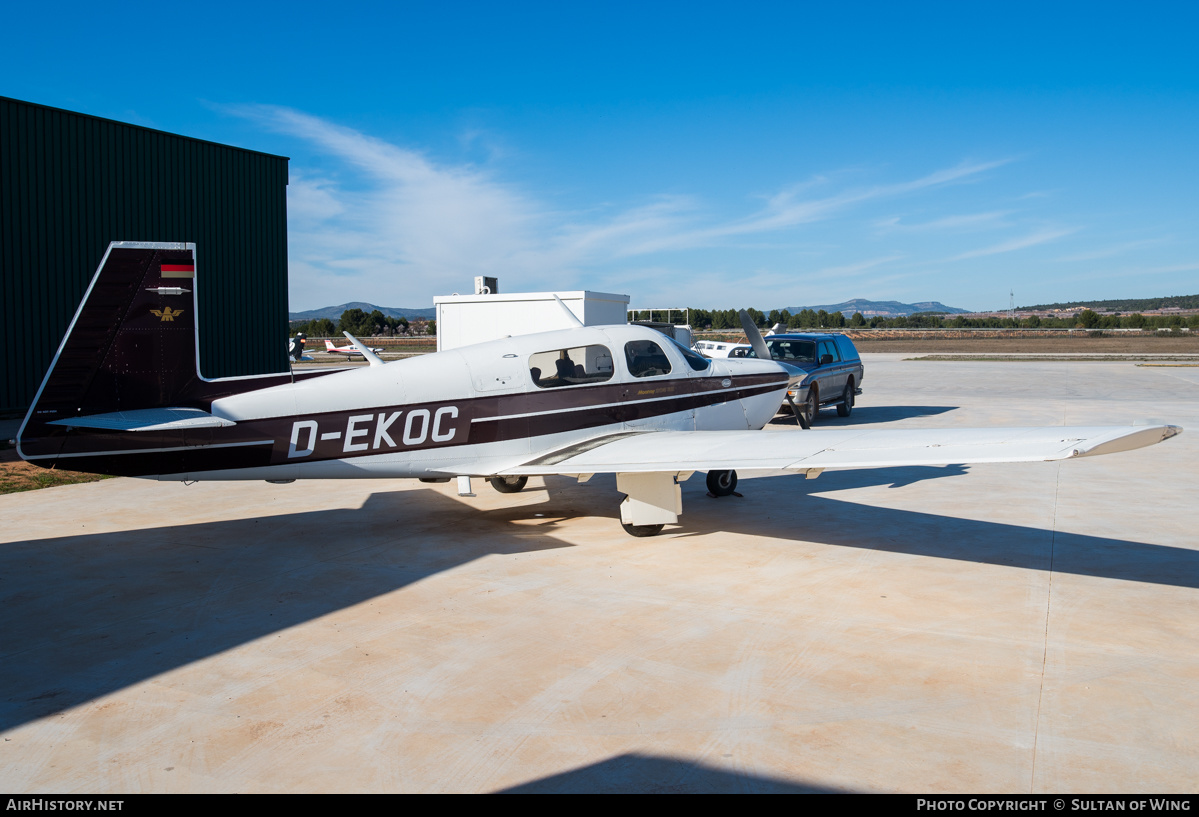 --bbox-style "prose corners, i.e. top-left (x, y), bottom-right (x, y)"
top-left (5, 1), bottom-right (1197, 312)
